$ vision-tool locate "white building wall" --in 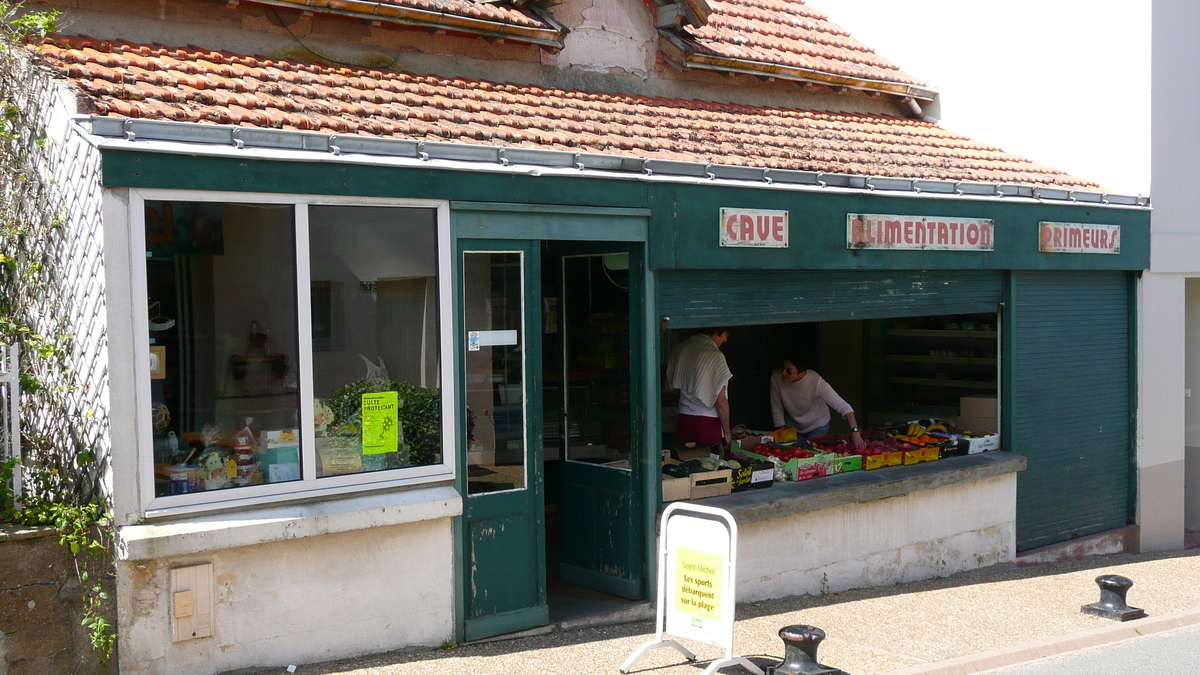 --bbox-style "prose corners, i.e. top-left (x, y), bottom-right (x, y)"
top-left (116, 517), bottom-right (456, 675)
top-left (736, 475), bottom-right (1016, 601)
top-left (1147, 0), bottom-right (1200, 549)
